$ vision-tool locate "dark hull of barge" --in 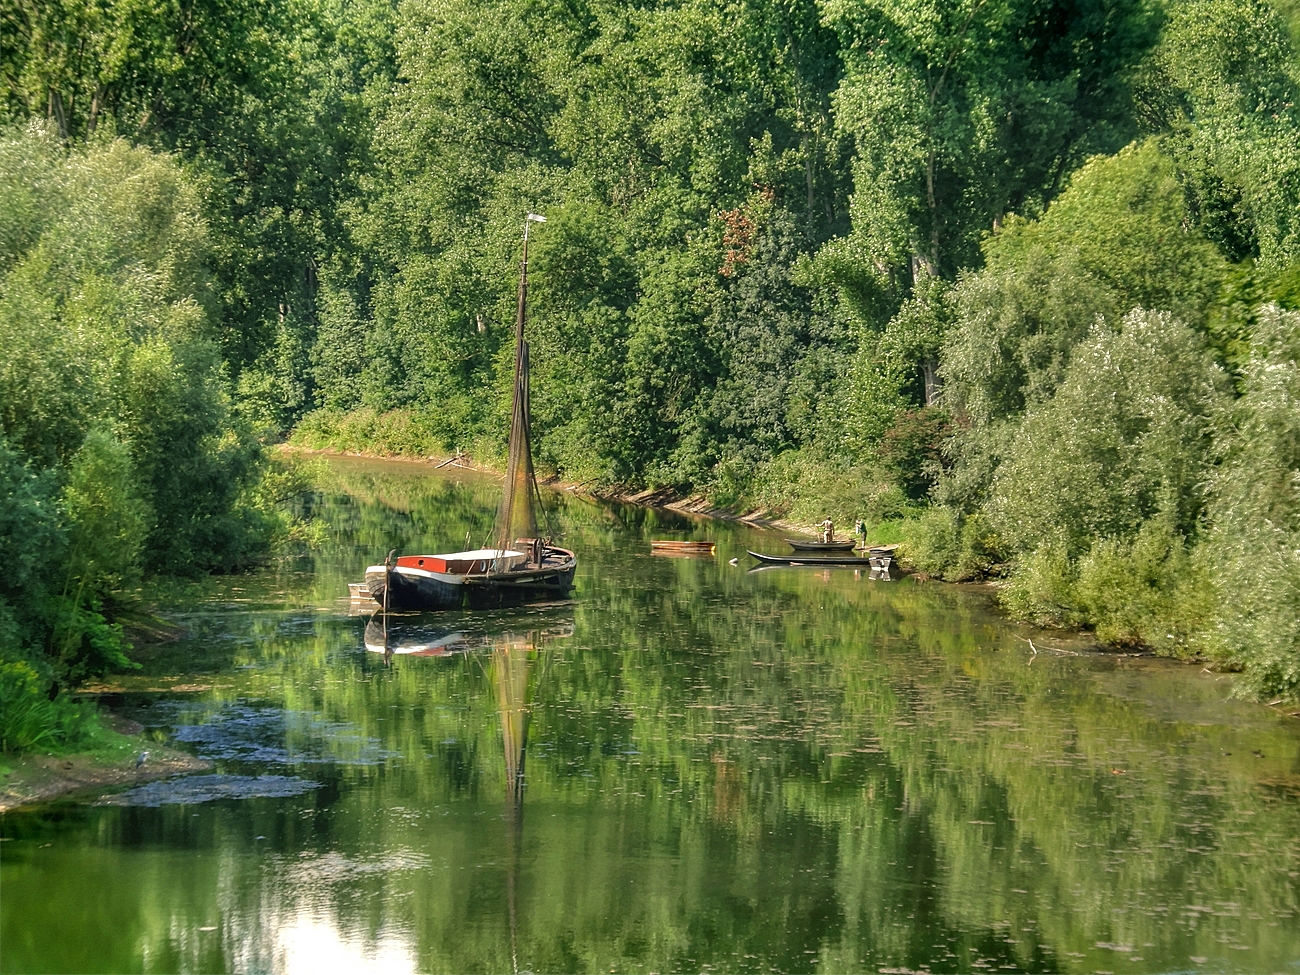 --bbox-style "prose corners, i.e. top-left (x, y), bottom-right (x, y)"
top-left (366, 550), bottom-right (577, 612)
